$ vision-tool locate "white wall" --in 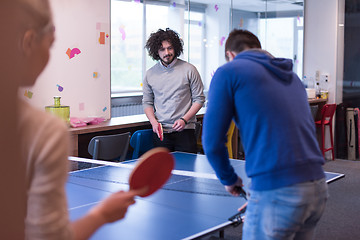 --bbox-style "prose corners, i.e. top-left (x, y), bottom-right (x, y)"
top-left (304, 0), bottom-right (345, 159)
top-left (303, 0), bottom-right (345, 104)
top-left (21, 0), bottom-right (345, 120)
top-left (21, 0), bottom-right (111, 119)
